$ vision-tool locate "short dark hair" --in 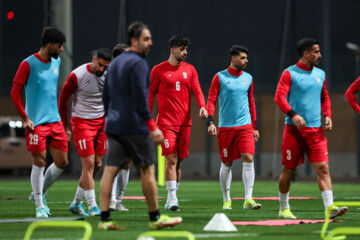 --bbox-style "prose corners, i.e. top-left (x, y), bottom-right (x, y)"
top-left (229, 45), bottom-right (249, 57)
top-left (96, 48), bottom-right (112, 61)
top-left (126, 21), bottom-right (149, 46)
top-left (297, 38), bottom-right (319, 57)
top-left (41, 27), bottom-right (66, 47)
top-left (112, 43), bottom-right (128, 58)
top-left (169, 34), bottom-right (190, 49)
